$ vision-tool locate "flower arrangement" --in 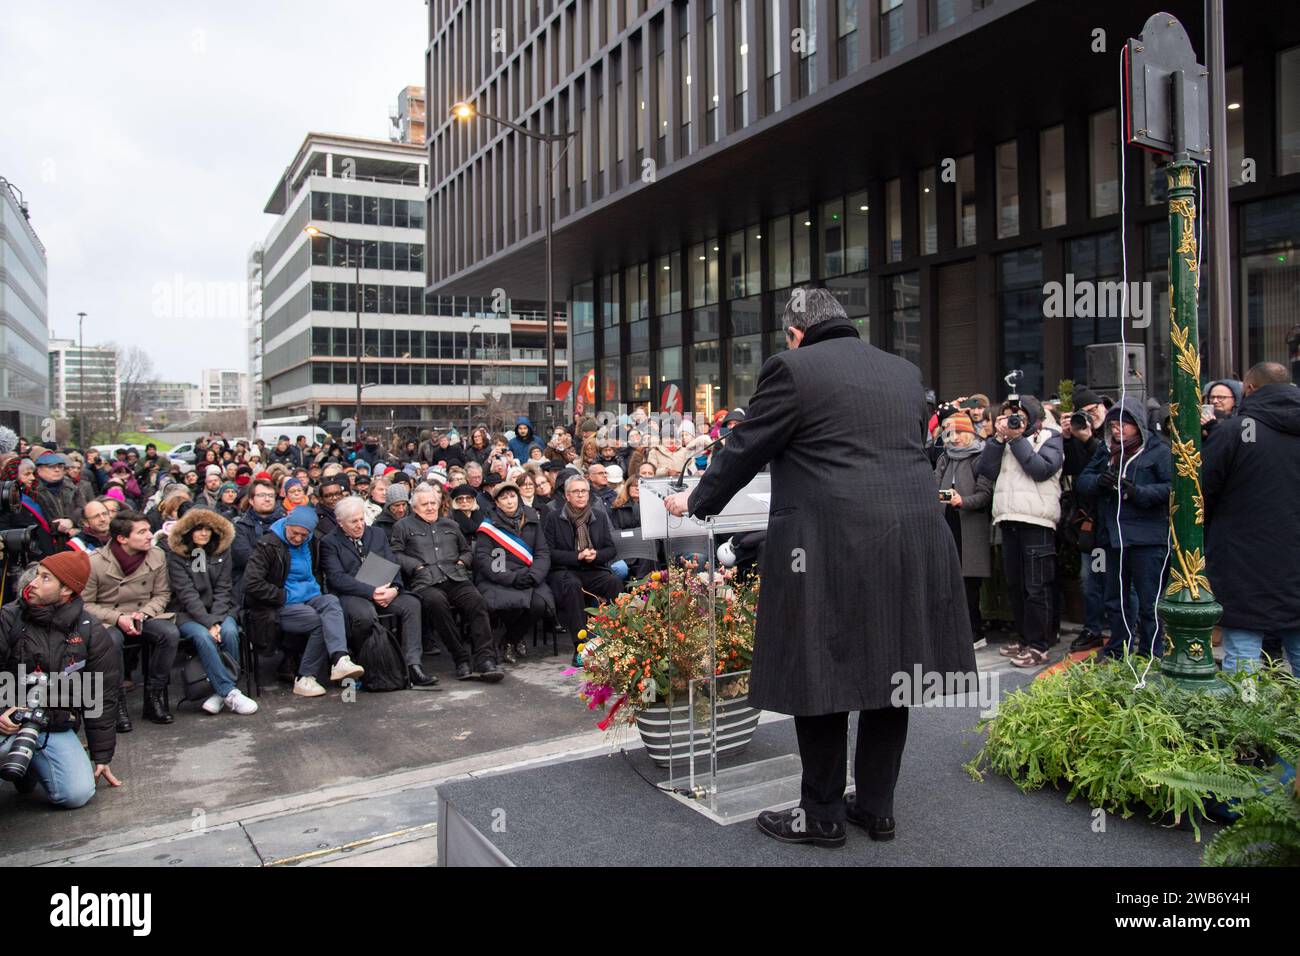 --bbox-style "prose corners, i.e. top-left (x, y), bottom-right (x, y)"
top-left (566, 565), bottom-right (759, 731)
